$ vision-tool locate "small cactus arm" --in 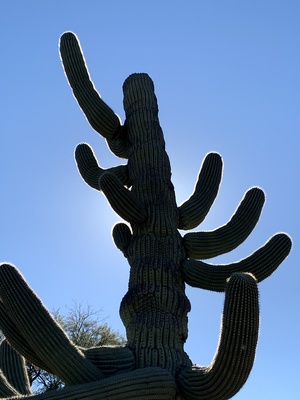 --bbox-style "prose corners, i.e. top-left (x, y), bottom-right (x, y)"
top-left (0, 31), bottom-right (291, 400)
